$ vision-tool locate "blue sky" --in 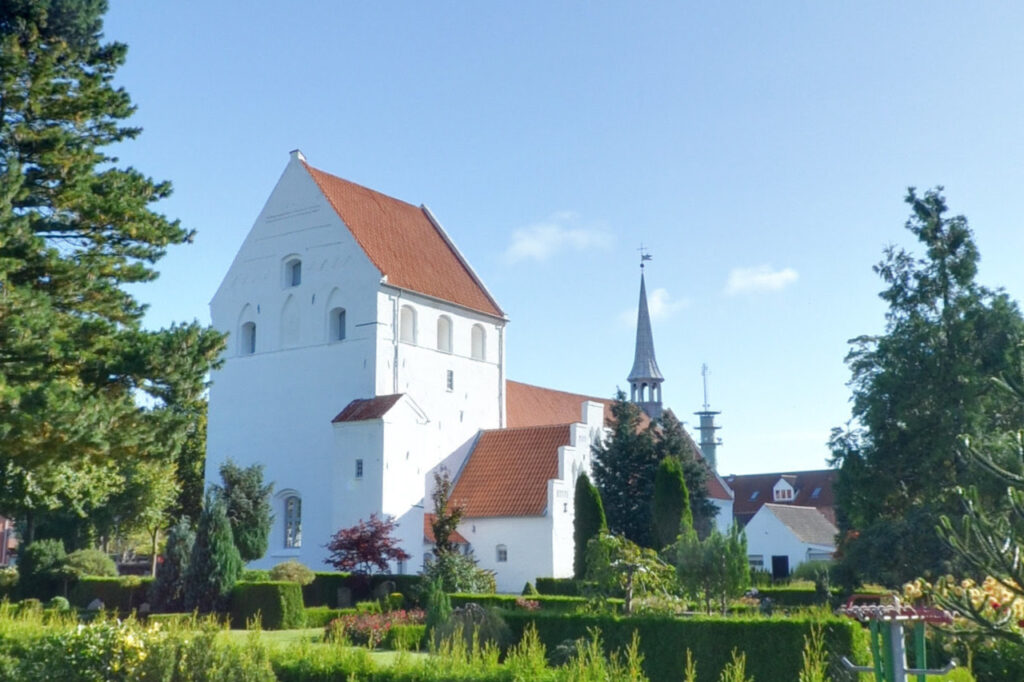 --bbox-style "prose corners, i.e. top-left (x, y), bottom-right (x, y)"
top-left (105, 2), bottom-right (1024, 475)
